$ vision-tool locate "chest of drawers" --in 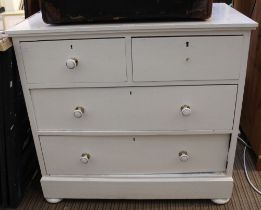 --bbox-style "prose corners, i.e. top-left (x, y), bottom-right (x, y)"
top-left (7, 3), bottom-right (257, 205)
